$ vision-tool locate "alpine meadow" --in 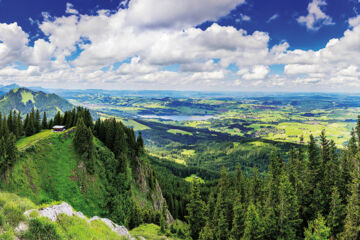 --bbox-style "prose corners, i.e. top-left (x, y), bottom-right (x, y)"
top-left (1, 0), bottom-right (360, 239)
